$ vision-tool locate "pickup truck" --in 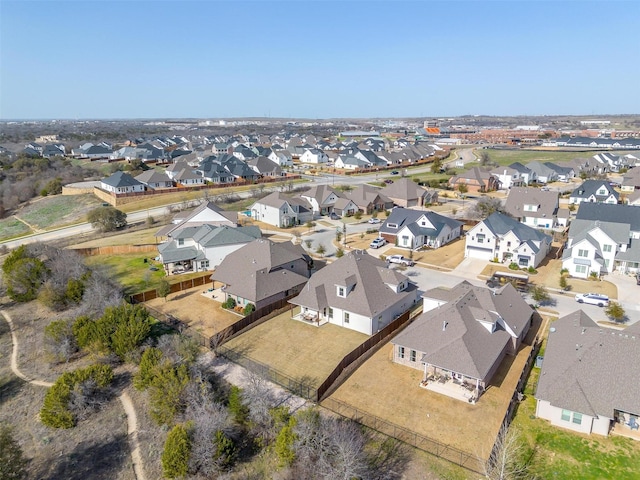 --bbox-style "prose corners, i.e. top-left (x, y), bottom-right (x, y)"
top-left (386, 255), bottom-right (415, 266)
